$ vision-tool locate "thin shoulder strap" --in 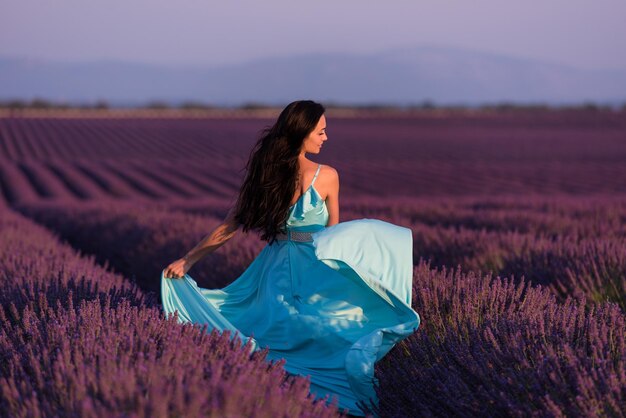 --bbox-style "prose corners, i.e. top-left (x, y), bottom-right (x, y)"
top-left (311, 164), bottom-right (322, 186)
